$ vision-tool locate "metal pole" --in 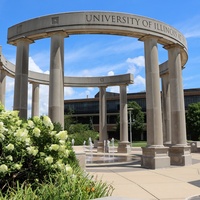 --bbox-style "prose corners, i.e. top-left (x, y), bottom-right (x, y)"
top-left (129, 110), bottom-right (132, 146)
